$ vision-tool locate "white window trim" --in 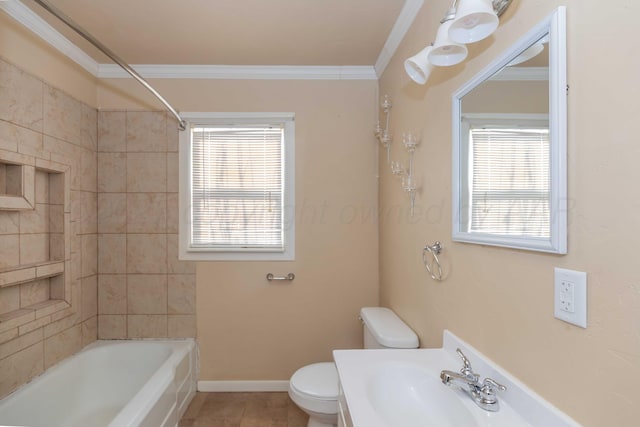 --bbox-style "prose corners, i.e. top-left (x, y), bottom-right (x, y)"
top-left (178, 112), bottom-right (295, 261)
